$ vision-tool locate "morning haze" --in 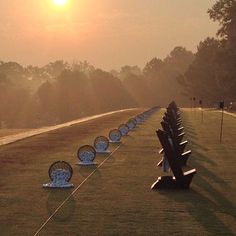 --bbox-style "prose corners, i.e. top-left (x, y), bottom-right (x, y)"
top-left (1, 2), bottom-right (236, 235)
top-left (1, 0), bottom-right (218, 70)
top-left (1, 0), bottom-right (235, 129)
